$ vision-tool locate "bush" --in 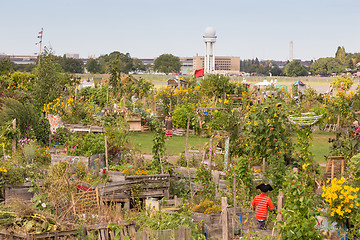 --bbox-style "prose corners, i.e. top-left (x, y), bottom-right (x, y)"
top-left (51, 127), bottom-right (71, 145)
top-left (65, 133), bottom-right (105, 157)
top-left (172, 103), bottom-right (199, 131)
top-left (34, 146), bottom-right (51, 165)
